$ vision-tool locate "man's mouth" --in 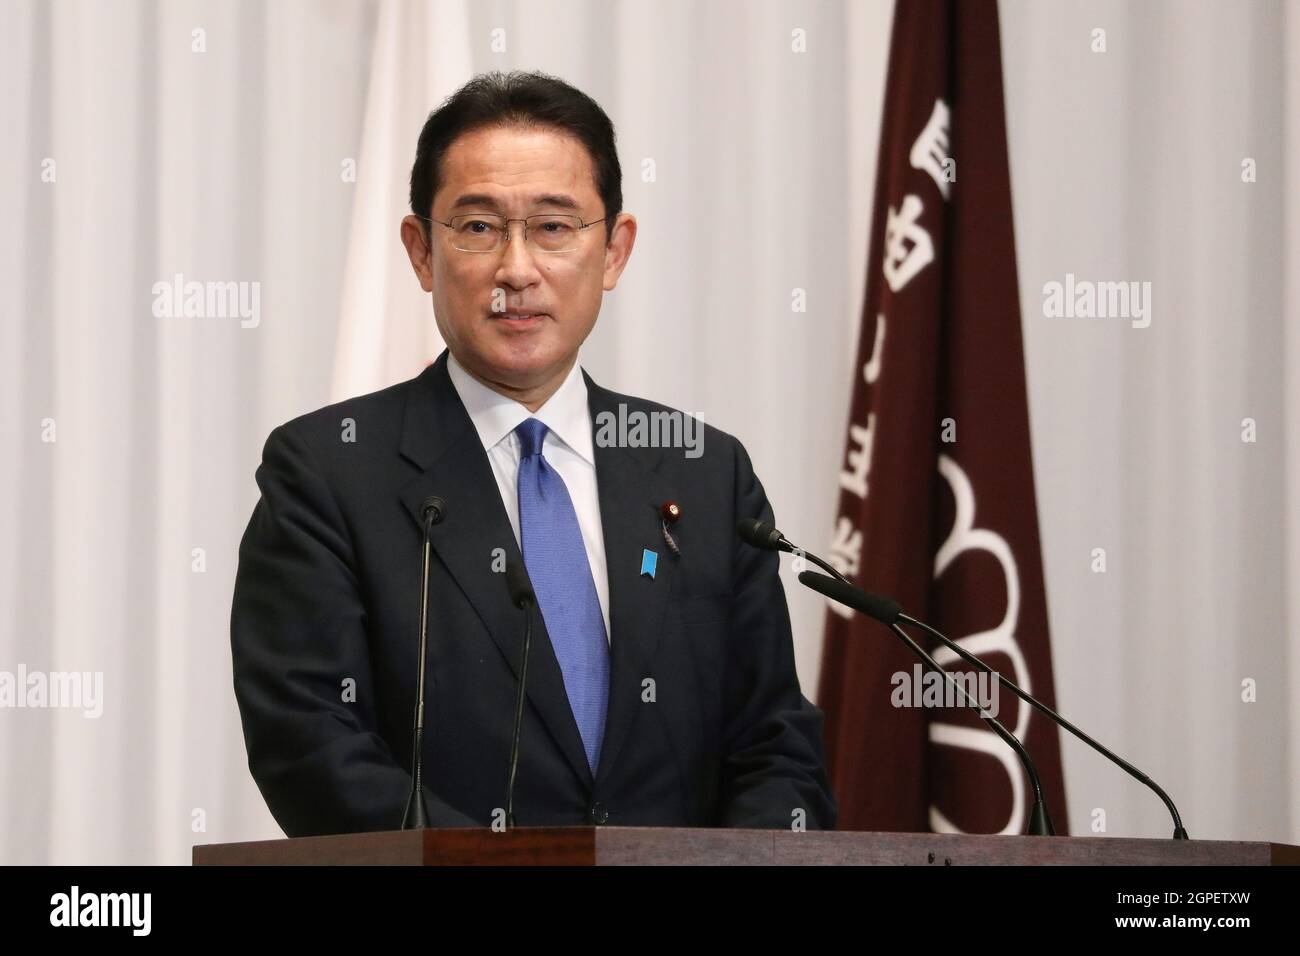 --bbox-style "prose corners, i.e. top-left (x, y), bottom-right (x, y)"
top-left (491, 310), bottom-right (548, 325)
